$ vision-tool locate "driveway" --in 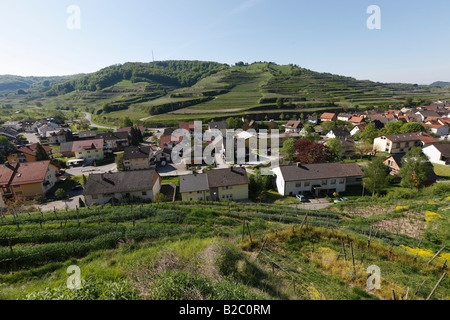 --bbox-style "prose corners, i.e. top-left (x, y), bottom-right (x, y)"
top-left (32, 195), bottom-right (83, 212)
top-left (20, 132), bottom-right (40, 144)
top-left (289, 199), bottom-right (333, 210)
top-left (64, 162), bottom-right (117, 177)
